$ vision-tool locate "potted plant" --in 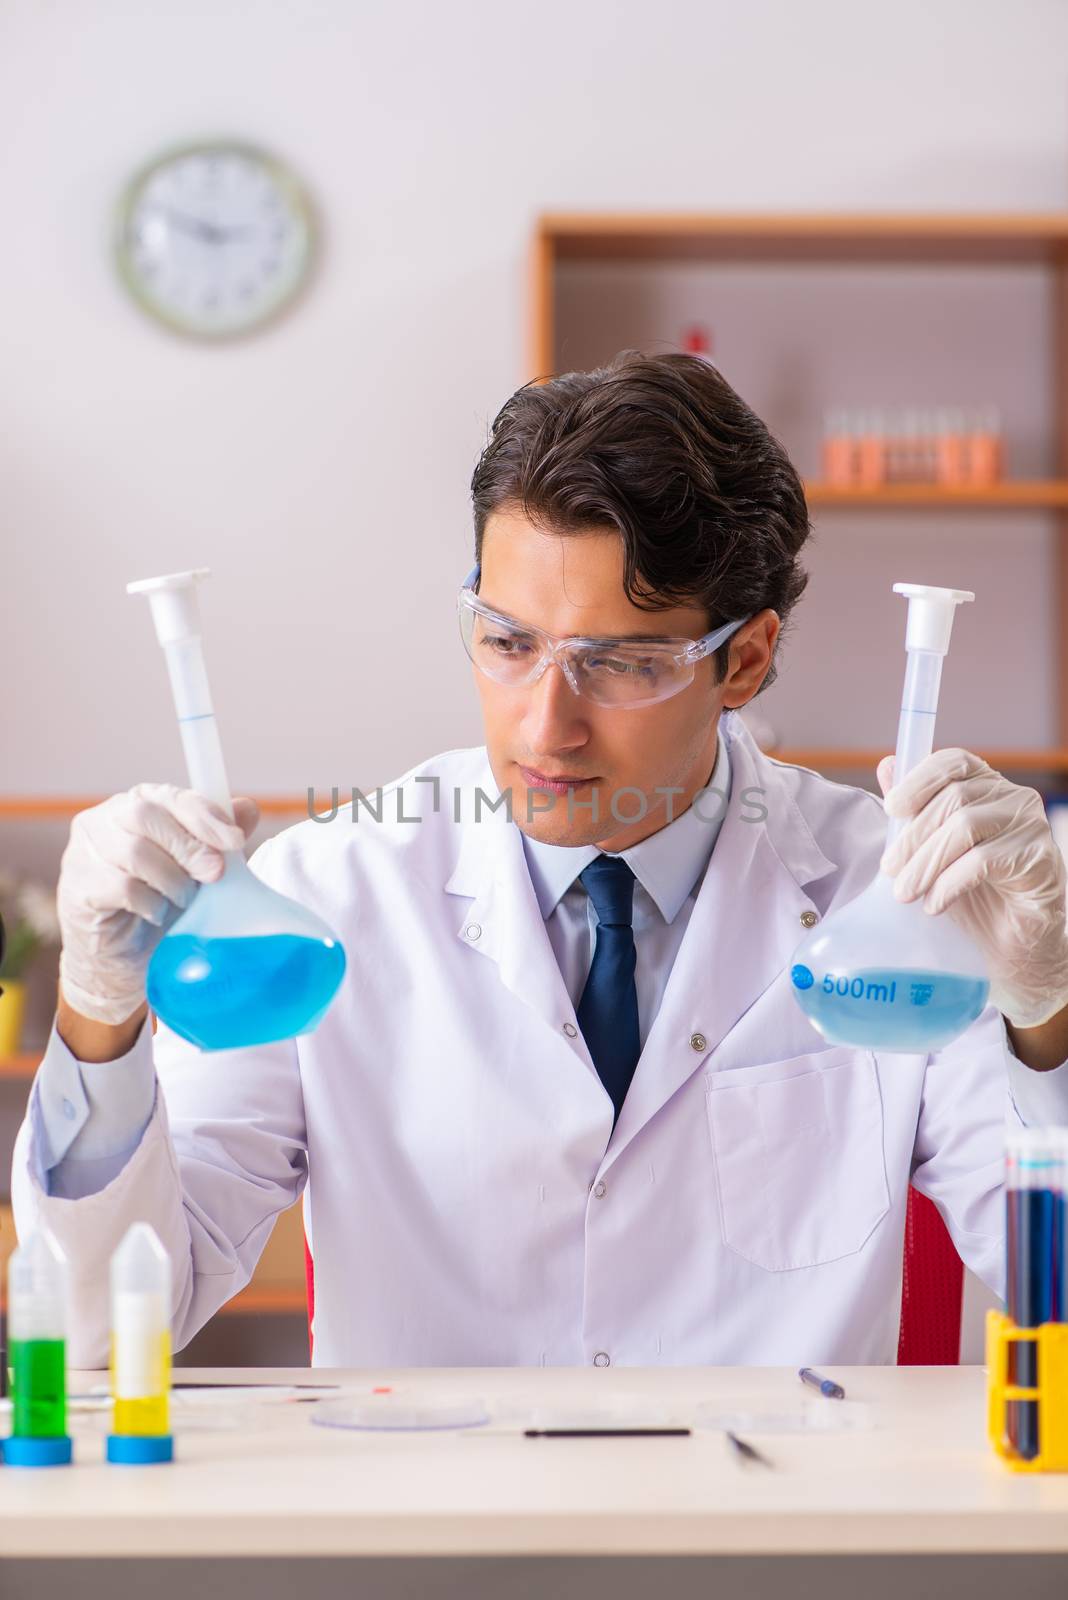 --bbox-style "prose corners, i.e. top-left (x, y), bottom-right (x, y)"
top-left (0, 873), bottom-right (60, 1057)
